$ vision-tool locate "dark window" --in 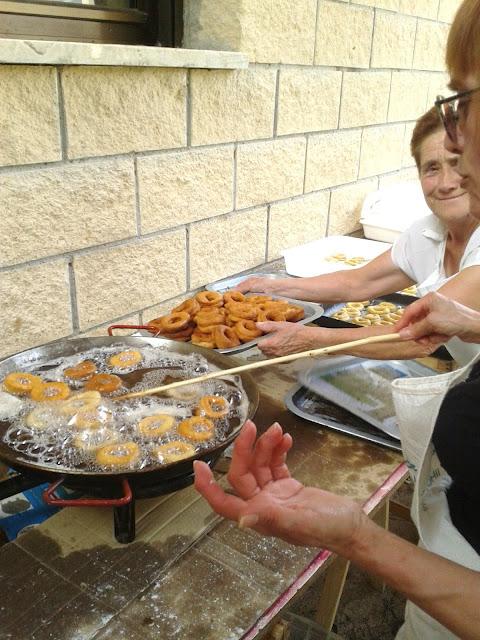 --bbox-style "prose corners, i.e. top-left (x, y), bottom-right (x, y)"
top-left (0, 0), bottom-right (183, 46)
